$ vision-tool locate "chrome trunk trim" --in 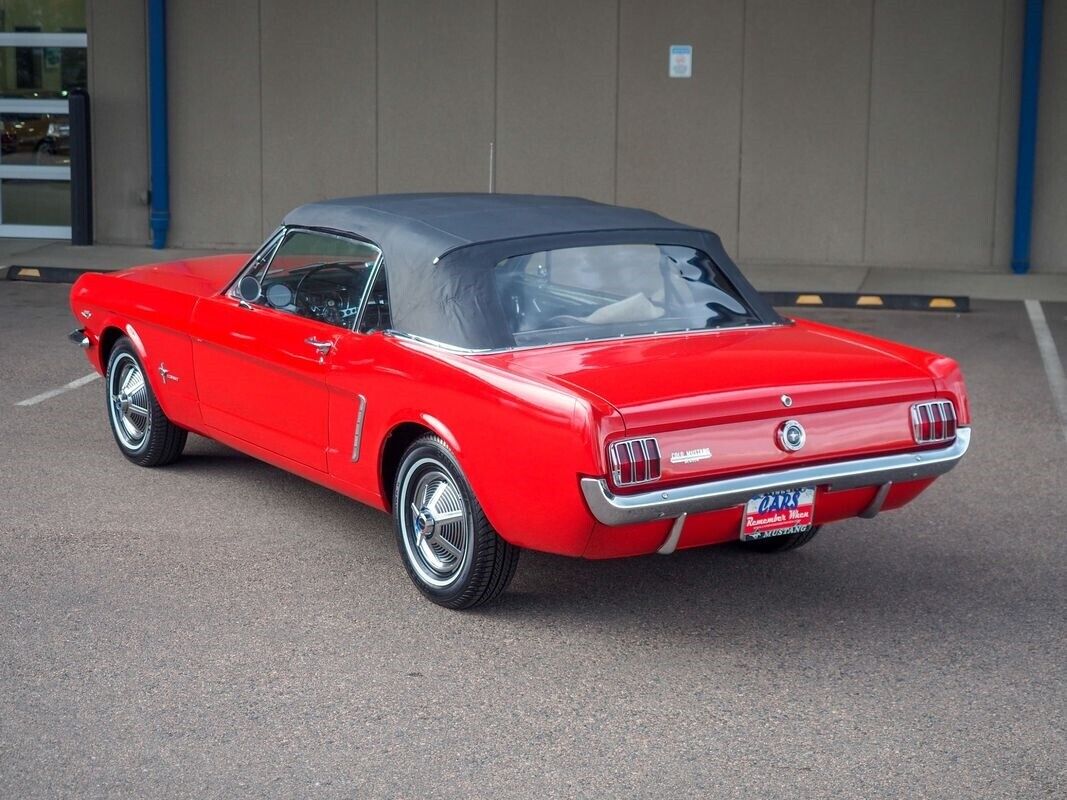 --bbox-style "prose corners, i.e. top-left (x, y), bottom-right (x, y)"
top-left (386, 322), bottom-right (787, 357)
top-left (581, 427), bottom-right (971, 526)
